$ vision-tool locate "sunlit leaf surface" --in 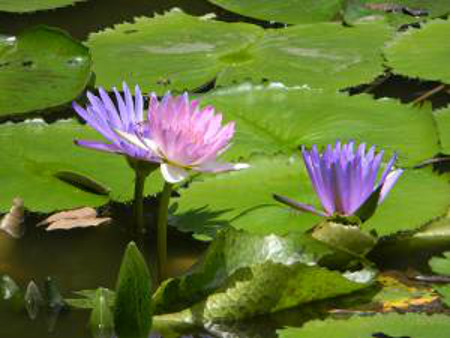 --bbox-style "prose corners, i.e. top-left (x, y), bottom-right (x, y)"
top-left (385, 19), bottom-right (450, 84)
top-left (0, 26), bottom-right (91, 115)
top-left (0, 119), bottom-right (163, 212)
top-left (88, 11), bottom-right (392, 93)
